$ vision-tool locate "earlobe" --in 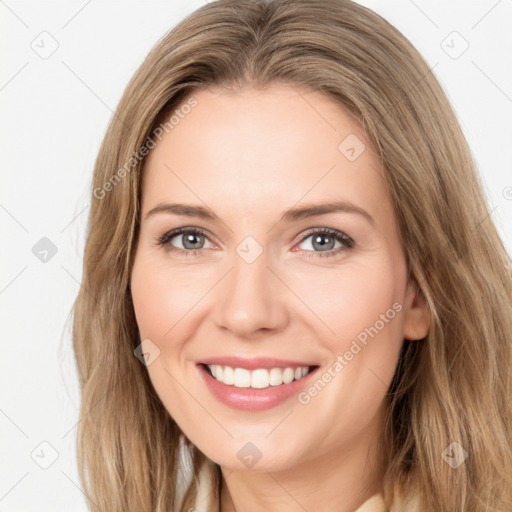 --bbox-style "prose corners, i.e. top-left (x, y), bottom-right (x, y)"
top-left (403, 279), bottom-right (431, 341)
